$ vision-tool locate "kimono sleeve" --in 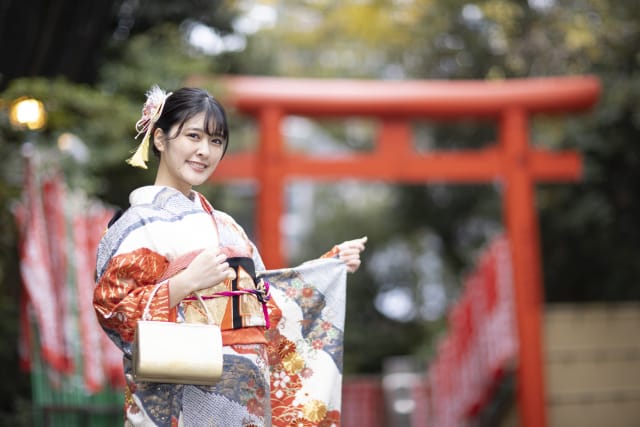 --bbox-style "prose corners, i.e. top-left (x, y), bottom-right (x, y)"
top-left (93, 247), bottom-right (174, 355)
